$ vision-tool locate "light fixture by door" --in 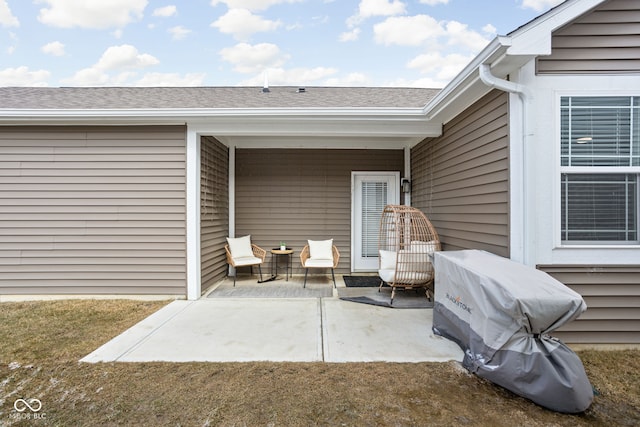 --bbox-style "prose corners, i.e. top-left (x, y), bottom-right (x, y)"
top-left (401, 178), bottom-right (411, 193)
